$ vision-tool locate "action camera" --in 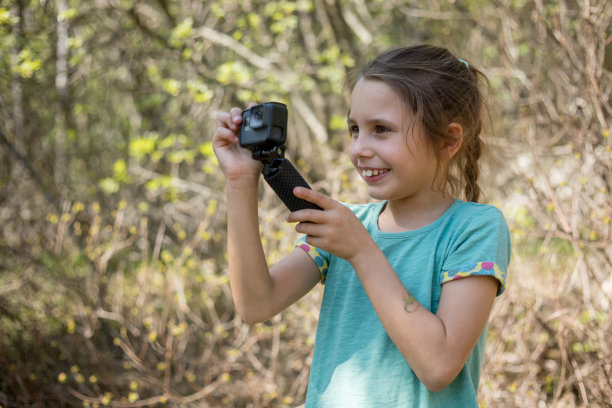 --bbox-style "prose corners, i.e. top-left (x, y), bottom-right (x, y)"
top-left (239, 102), bottom-right (287, 150)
